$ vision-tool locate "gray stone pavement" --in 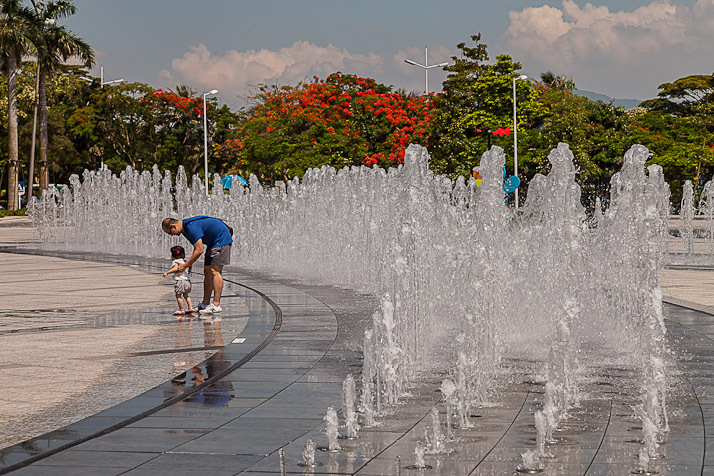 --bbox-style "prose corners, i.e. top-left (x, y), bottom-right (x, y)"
top-left (2, 217), bottom-right (714, 474)
top-left (0, 218), bottom-right (249, 450)
top-left (0, 217), bottom-right (38, 247)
